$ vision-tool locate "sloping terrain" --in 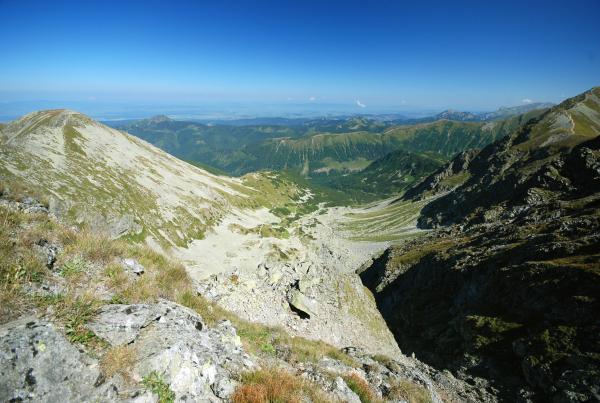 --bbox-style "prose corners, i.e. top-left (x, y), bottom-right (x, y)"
top-left (0, 181), bottom-right (457, 403)
top-left (0, 110), bottom-right (354, 274)
top-left (191, 110), bottom-right (544, 179)
top-left (323, 149), bottom-right (448, 200)
top-left (360, 87), bottom-right (600, 402)
top-left (118, 115), bottom-right (298, 155)
top-left (120, 111), bottom-right (545, 183)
